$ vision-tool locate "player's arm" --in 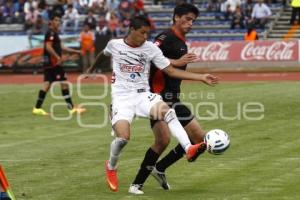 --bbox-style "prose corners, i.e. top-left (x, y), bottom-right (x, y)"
top-left (169, 53), bottom-right (198, 68)
top-left (85, 51), bottom-right (109, 74)
top-left (46, 42), bottom-right (61, 61)
top-left (61, 43), bottom-right (81, 54)
top-left (162, 65), bottom-right (218, 86)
